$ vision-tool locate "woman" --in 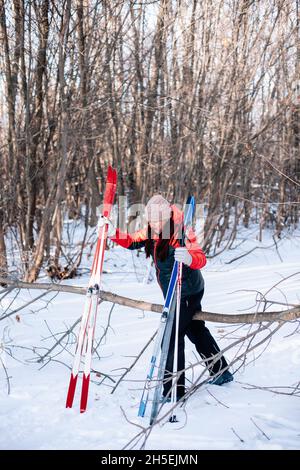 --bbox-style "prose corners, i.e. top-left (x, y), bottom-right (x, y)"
top-left (106, 194), bottom-right (233, 400)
